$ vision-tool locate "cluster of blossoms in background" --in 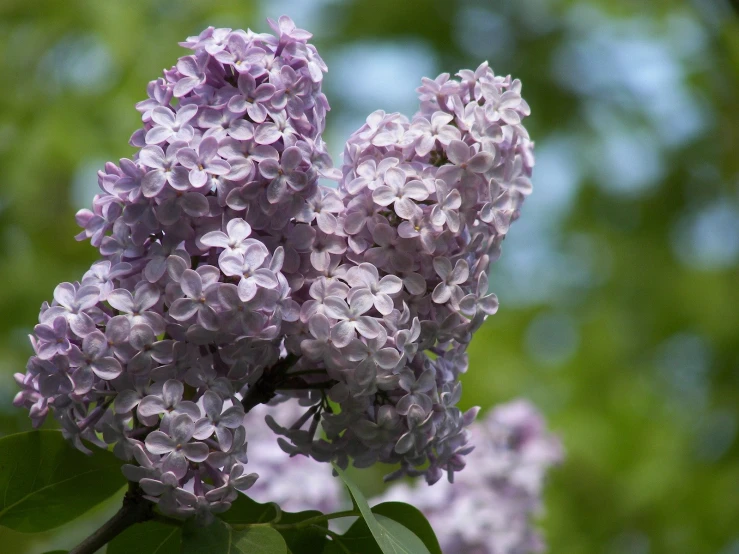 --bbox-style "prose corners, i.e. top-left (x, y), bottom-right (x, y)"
top-left (13, 16), bottom-right (535, 521)
top-left (247, 399), bottom-right (563, 554)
